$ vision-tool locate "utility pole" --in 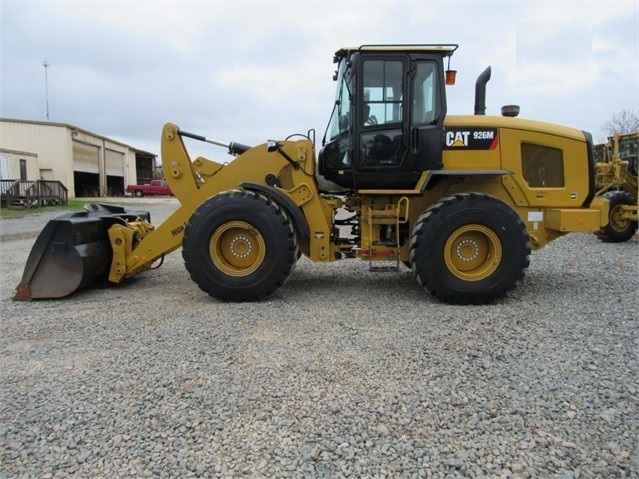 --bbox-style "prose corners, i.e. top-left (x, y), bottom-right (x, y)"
top-left (43, 60), bottom-right (50, 121)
